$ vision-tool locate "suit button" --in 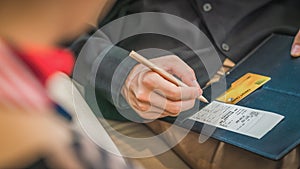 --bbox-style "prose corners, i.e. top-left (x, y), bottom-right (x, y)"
top-left (203, 3), bottom-right (213, 12)
top-left (222, 43), bottom-right (230, 51)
